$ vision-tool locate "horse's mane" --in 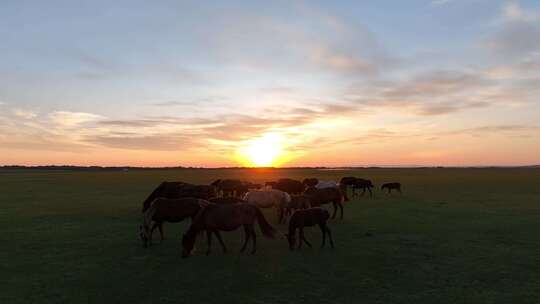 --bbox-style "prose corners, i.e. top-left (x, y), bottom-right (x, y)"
top-left (142, 182), bottom-right (166, 212)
